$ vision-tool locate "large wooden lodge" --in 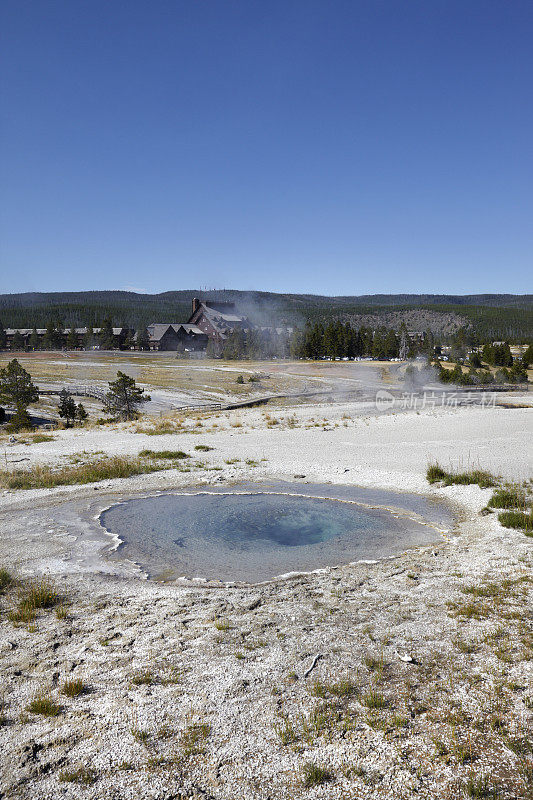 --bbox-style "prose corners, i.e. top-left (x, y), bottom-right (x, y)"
top-left (2, 298), bottom-right (283, 354)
